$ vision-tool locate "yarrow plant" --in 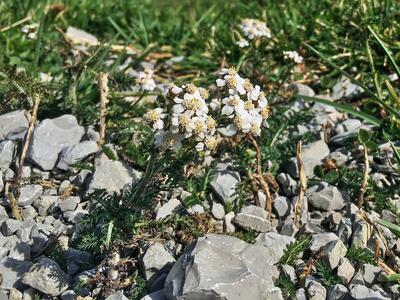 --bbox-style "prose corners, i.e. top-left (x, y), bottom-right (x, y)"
top-left (136, 68), bottom-right (156, 91)
top-left (283, 51), bottom-right (304, 64)
top-left (235, 18), bottom-right (271, 48)
top-left (144, 67), bottom-right (273, 213)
